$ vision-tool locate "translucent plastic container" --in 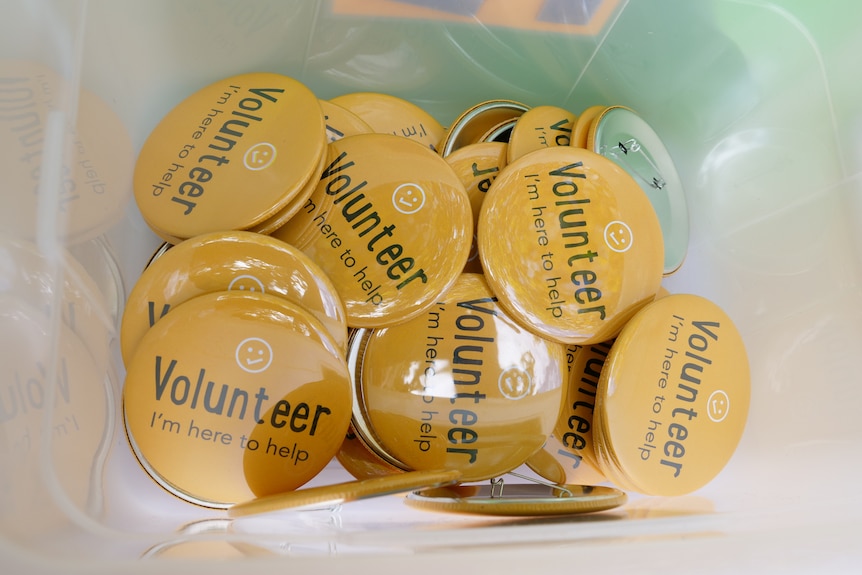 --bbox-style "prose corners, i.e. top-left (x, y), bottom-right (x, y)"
top-left (2, 1), bottom-right (861, 572)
